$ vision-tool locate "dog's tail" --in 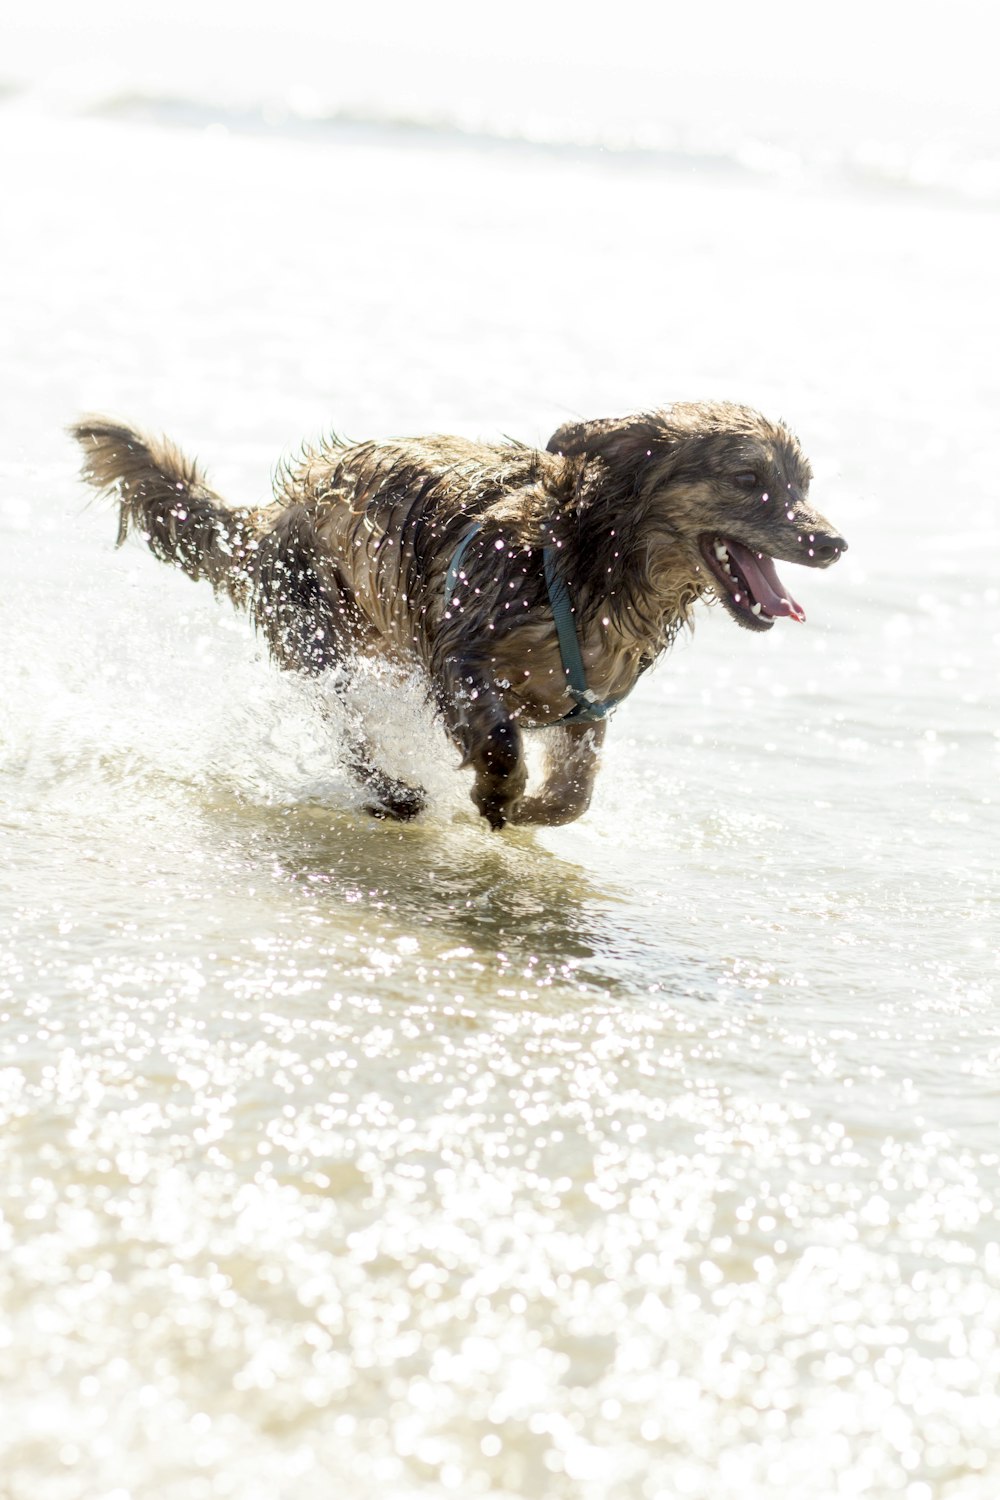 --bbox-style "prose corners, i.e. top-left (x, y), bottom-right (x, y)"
top-left (69, 416), bottom-right (262, 608)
